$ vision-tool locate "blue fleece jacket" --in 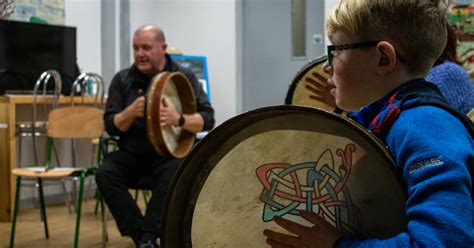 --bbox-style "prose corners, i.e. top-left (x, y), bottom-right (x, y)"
top-left (339, 79), bottom-right (474, 247)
